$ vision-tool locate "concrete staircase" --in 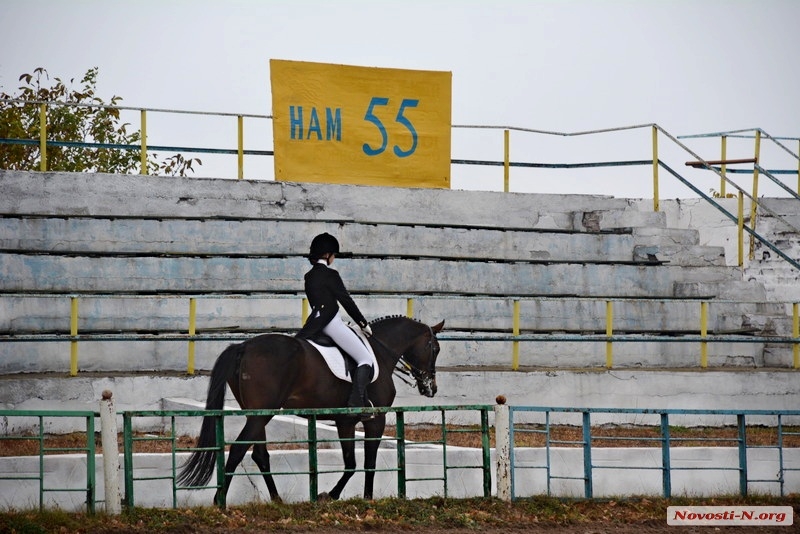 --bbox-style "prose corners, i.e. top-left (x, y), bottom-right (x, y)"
top-left (0, 169), bottom-right (798, 422)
